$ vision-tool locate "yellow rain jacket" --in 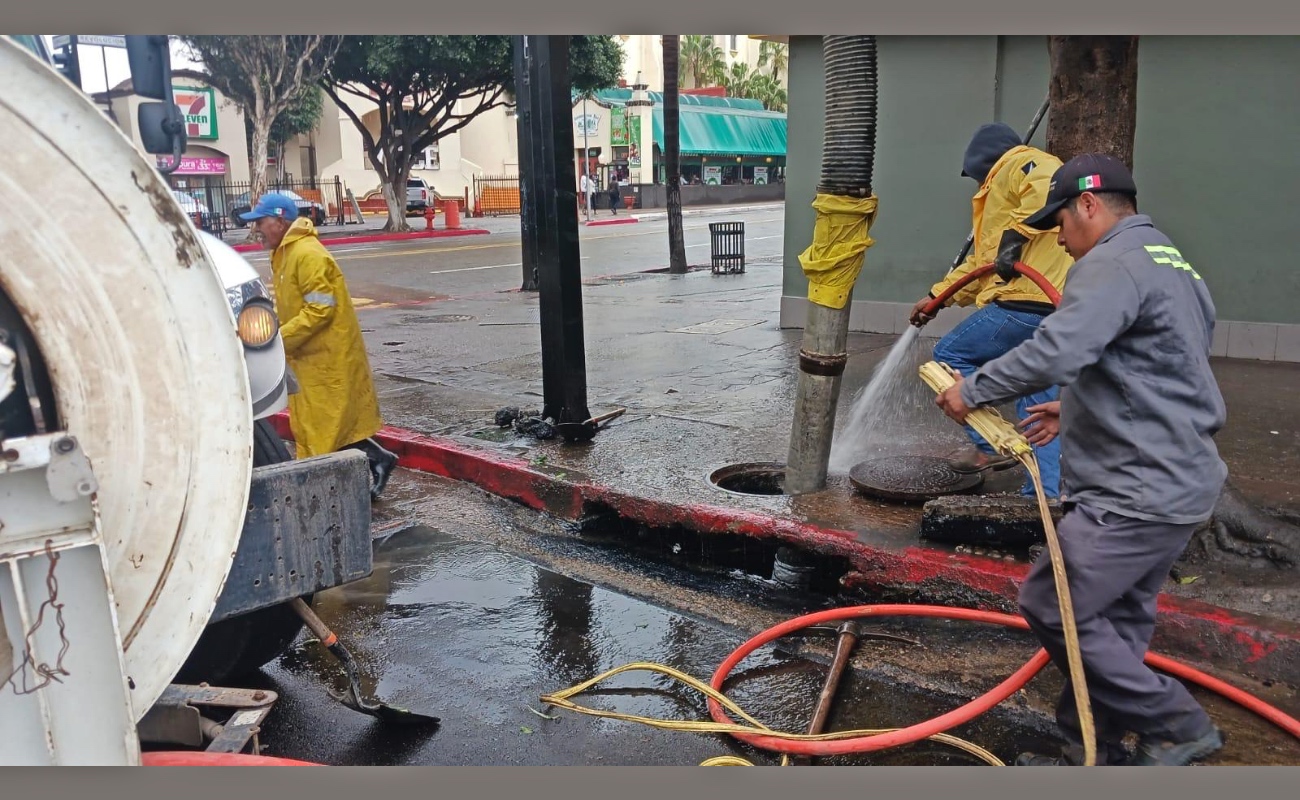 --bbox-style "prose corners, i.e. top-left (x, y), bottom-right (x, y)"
top-left (930, 145), bottom-right (1074, 310)
top-left (270, 218), bottom-right (383, 458)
